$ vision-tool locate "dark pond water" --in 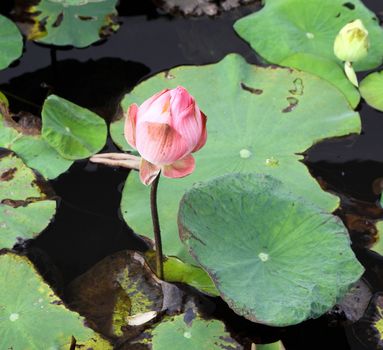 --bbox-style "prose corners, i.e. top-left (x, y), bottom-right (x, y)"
top-left (1, 0), bottom-right (383, 349)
